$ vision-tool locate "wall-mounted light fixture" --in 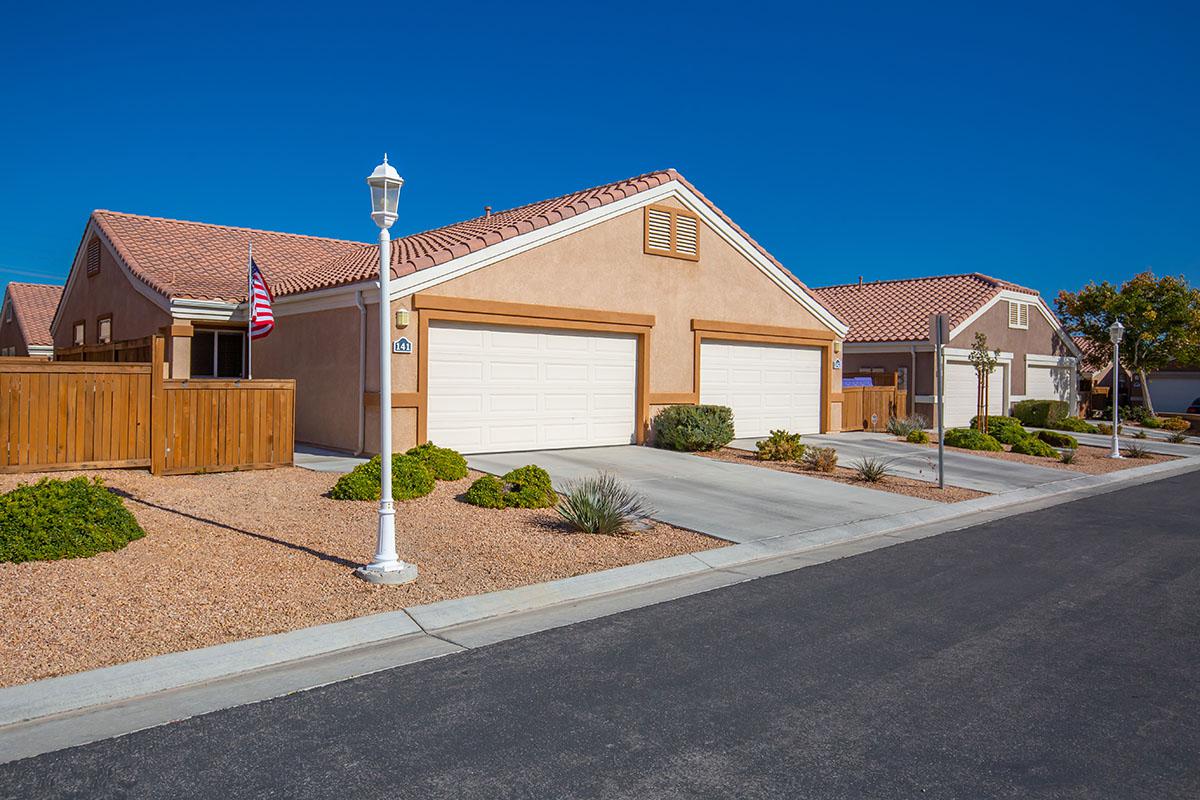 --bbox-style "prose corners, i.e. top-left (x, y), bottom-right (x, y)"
top-left (833, 340), bottom-right (842, 355)
top-left (395, 309), bottom-right (410, 329)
